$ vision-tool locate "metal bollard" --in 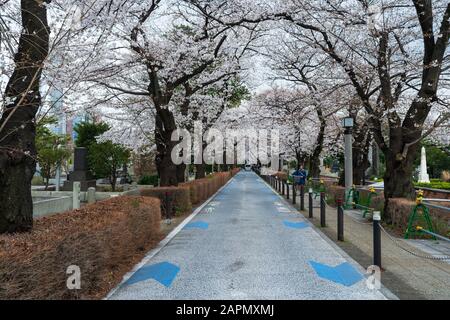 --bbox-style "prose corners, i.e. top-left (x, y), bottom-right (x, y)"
top-left (292, 184), bottom-right (296, 204)
top-left (373, 211), bottom-right (382, 269)
top-left (286, 183), bottom-right (290, 200)
top-left (300, 185), bottom-right (305, 211)
top-left (308, 188), bottom-right (313, 218)
top-left (337, 198), bottom-right (344, 241)
top-left (320, 192), bottom-right (326, 227)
